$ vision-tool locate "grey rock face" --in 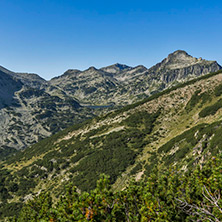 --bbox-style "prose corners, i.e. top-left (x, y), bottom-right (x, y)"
top-left (149, 50), bottom-right (220, 83)
top-left (0, 70), bottom-right (23, 108)
top-left (100, 63), bottom-right (132, 74)
top-left (0, 68), bottom-right (95, 158)
top-left (12, 73), bottom-right (47, 89)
